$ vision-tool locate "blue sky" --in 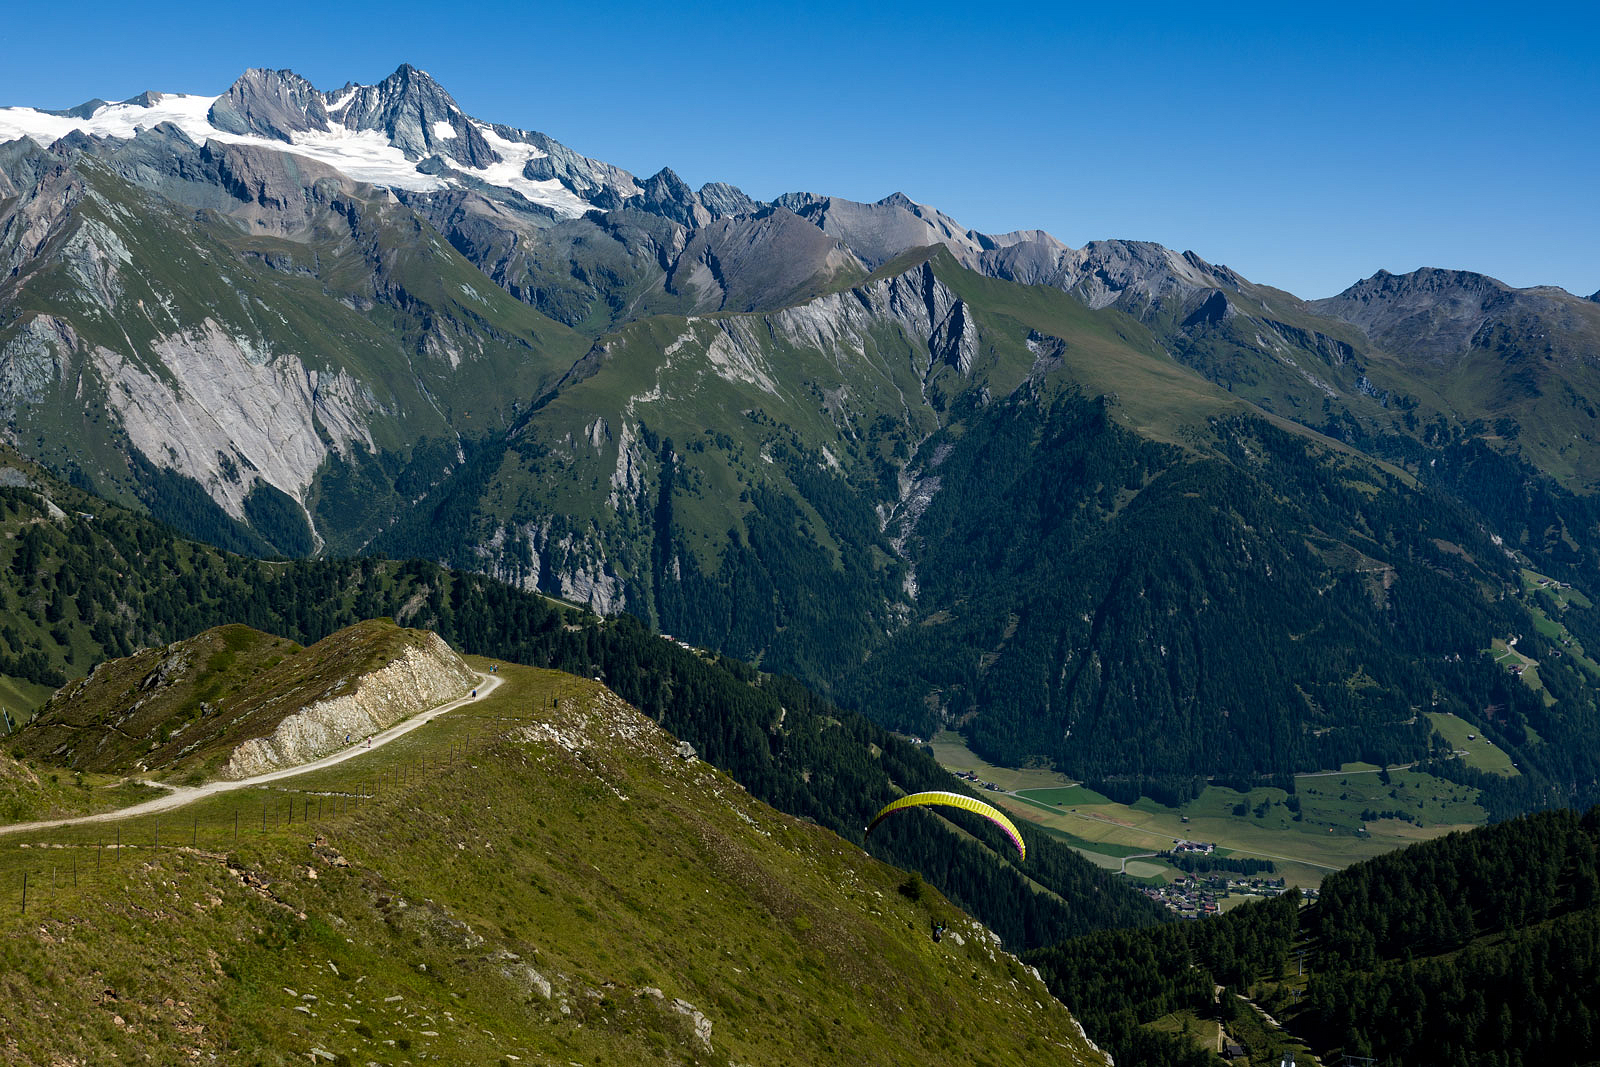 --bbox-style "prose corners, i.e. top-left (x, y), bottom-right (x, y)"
top-left (1, 1), bottom-right (1594, 299)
